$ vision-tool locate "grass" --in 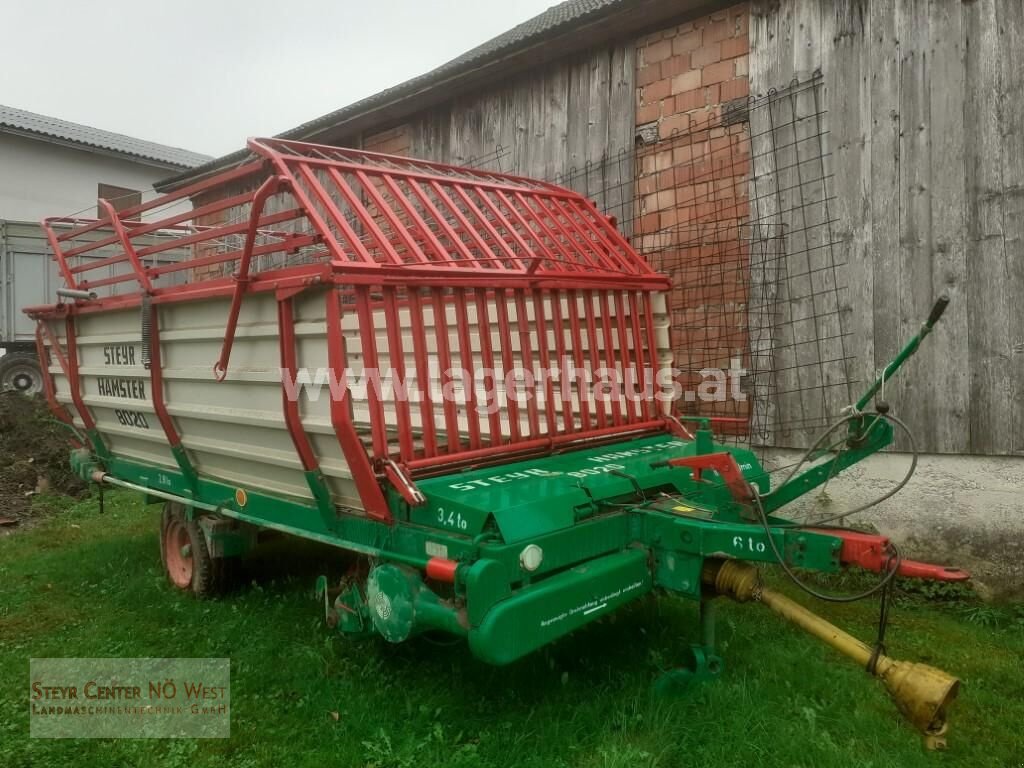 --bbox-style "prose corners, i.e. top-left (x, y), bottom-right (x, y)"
top-left (1, 492), bottom-right (1023, 768)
